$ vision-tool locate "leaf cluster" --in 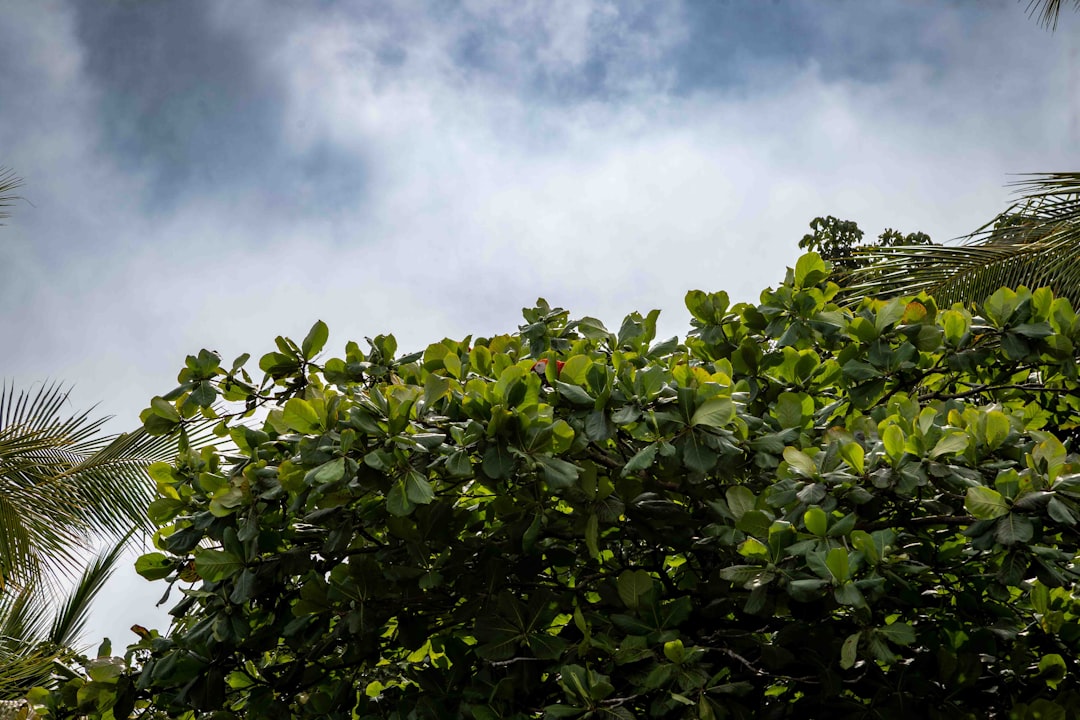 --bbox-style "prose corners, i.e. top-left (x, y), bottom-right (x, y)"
top-left (33, 255), bottom-right (1080, 719)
